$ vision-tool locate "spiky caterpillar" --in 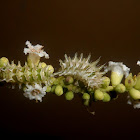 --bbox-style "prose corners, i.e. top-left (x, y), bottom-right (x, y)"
top-left (55, 53), bottom-right (106, 89)
top-left (0, 60), bottom-right (54, 87)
